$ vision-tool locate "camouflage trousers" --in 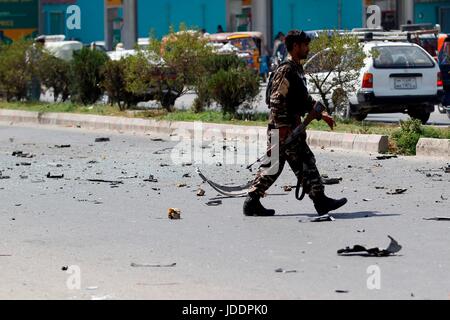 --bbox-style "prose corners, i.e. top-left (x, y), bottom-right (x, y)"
top-left (248, 127), bottom-right (324, 199)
